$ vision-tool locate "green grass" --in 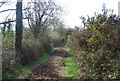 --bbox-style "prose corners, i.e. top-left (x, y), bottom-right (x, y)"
top-left (58, 47), bottom-right (79, 79)
top-left (3, 53), bottom-right (50, 79)
top-left (53, 46), bottom-right (79, 79)
top-left (64, 47), bottom-right (79, 78)
top-left (62, 57), bottom-right (79, 79)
